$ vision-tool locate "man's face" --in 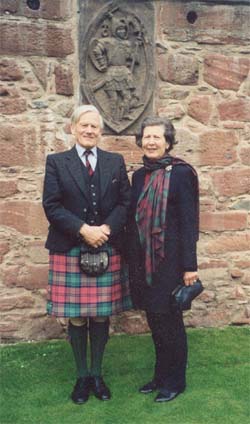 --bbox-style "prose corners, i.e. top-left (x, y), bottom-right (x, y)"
top-left (142, 125), bottom-right (168, 160)
top-left (71, 111), bottom-right (102, 149)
